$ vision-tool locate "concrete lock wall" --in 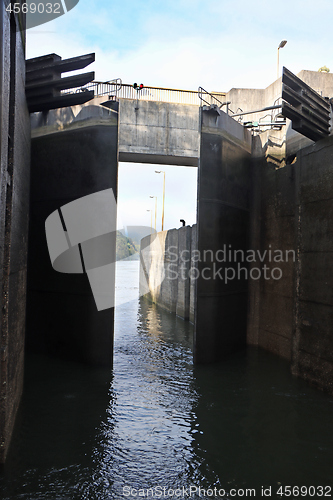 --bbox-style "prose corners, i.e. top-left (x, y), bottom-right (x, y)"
top-left (291, 137), bottom-right (333, 392)
top-left (139, 225), bottom-right (196, 321)
top-left (248, 136), bottom-right (296, 360)
top-left (248, 133), bottom-right (333, 394)
top-left (0, 4), bottom-right (31, 462)
top-left (27, 104), bottom-right (118, 366)
top-left (195, 107), bottom-right (252, 363)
